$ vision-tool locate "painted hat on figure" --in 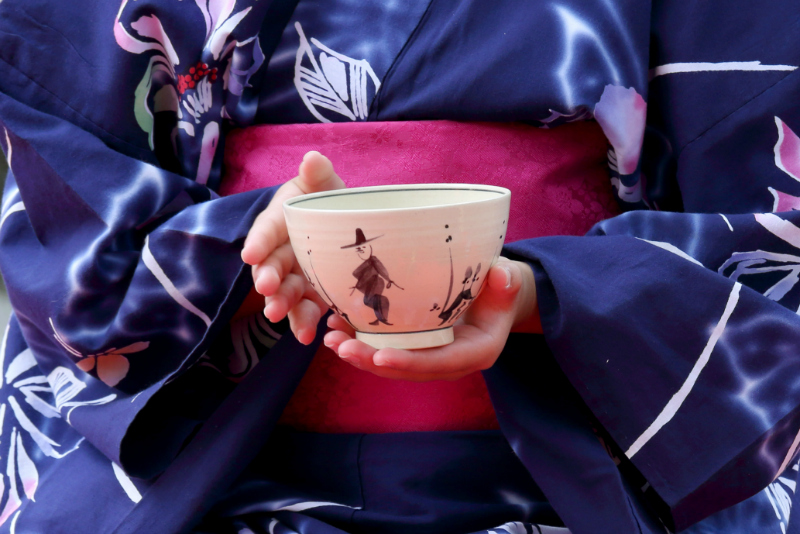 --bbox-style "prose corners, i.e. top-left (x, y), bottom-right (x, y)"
top-left (341, 228), bottom-right (383, 249)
